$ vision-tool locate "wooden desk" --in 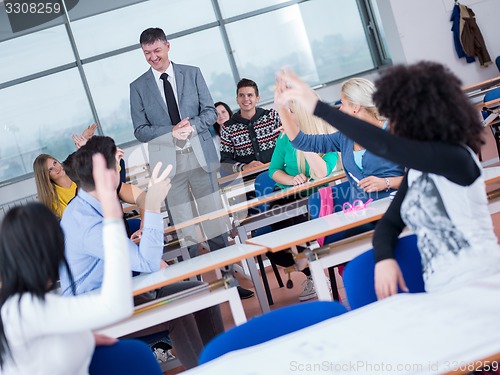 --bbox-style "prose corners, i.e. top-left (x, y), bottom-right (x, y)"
top-left (463, 76), bottom-right (500, 98)
top-left (217, 162), bottom-right (270, 185)
top-left (184, 273), bottom-right (500, 375)
top-left (97, 244), bottom-right (268, 338)
top-left (246, 197), bottom-right (390, 253)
